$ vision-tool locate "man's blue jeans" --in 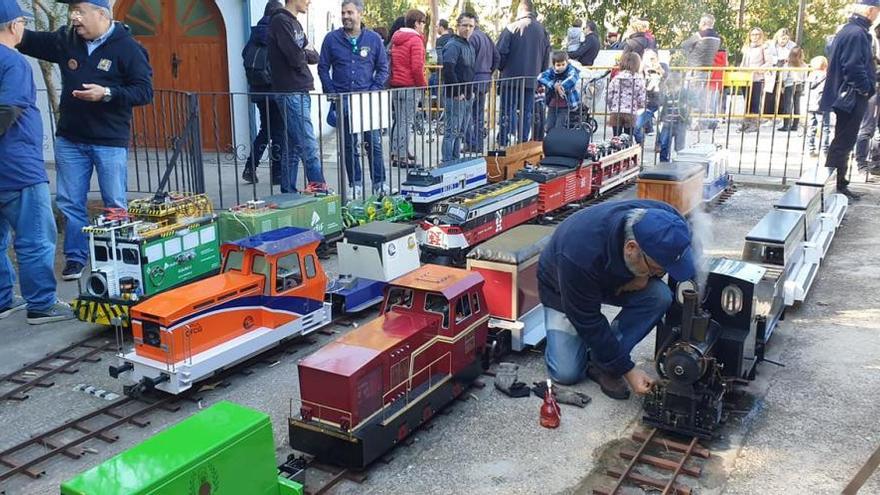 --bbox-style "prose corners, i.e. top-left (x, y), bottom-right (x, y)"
top-left (658, 121), bottom-right (688, 162)
top-left (465, 82), bottom-right (489, 150)
top-left (0, 183), bottom-right (58, 311)
top-left (247, 97), bottom-right (285, 176)
top-left (633, 108), bottom-right (656, 145)
top-left (498, 82), bottom-right (535, 146)
top-left (280, 94), bottom-right (325, 192)
top-left (55, 136), bottom-right (128, 265)
top-left (442, 96), bottom-right (471, 163)
top-left (342, 129), bottom-right (384, 188)
top-left (544, 278), bottom-right (673, 384)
